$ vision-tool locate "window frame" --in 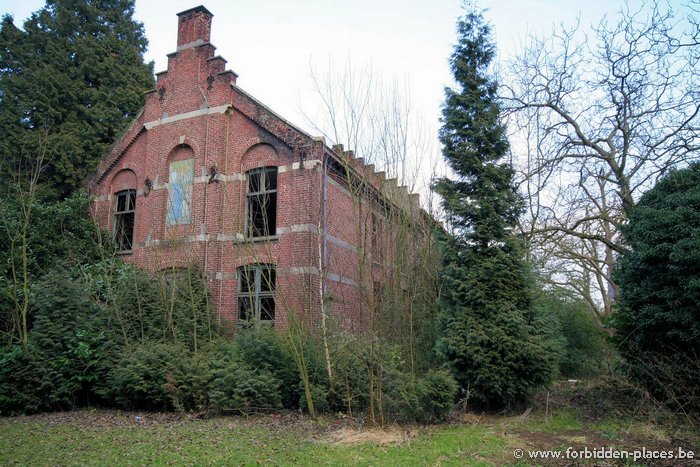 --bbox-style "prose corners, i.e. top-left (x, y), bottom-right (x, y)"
top-left (237, 263), bottom-right (276, 327)
top-left (245, 167), bottom-right (278, 238)
top-left (113, 189), bottom-right (136, 253)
